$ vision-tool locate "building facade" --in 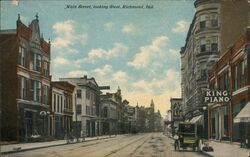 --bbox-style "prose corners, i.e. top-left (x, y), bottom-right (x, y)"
top-left (60, 76), bottom-right (101, 137)
top-left (0, 14), bottom-right (51, 142)
top-left (51, 81), bottom-right (74, 139)
top-left (208, 29), bottom-right (250, 142)
top-left (181, 0), bottom-right (220, 120)
top-left (100, 92), bottom-right (119, 135)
